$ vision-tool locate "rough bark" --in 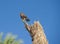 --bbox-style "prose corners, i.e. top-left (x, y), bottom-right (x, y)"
top-left (24, 21), bottom-right (48, 44)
